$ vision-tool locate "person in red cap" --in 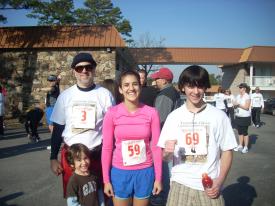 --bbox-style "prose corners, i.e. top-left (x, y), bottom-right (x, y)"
top-left (150, 67), bottom-right (180, 127)
top-left (150, 67), bottom-right (180, 206)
